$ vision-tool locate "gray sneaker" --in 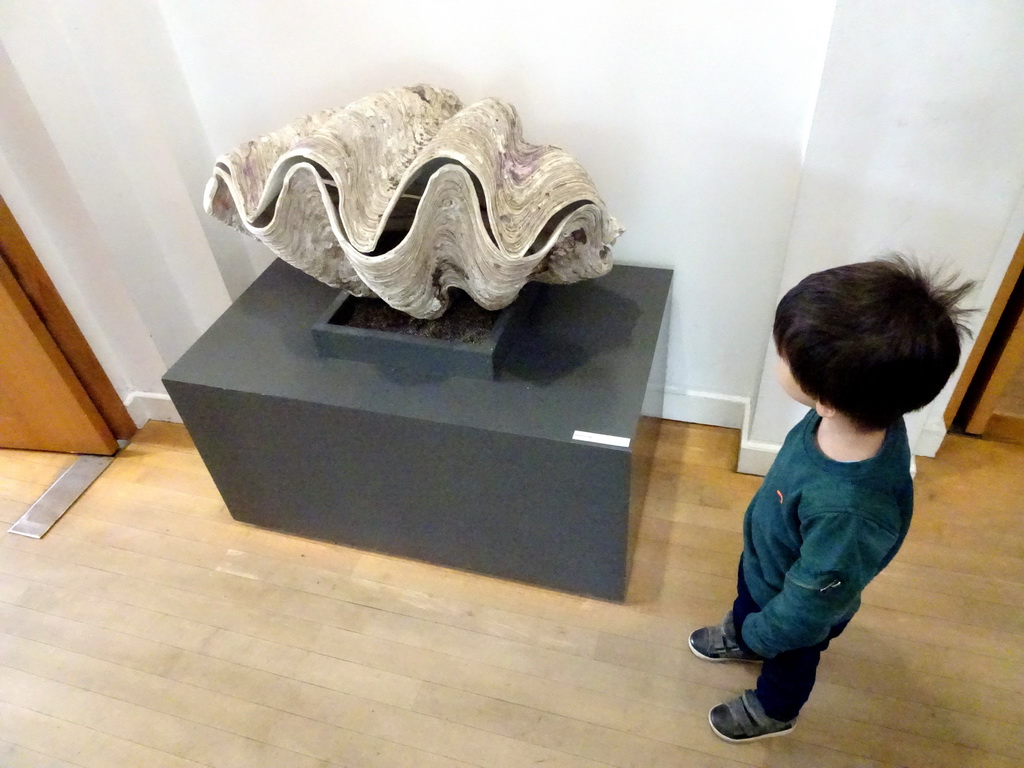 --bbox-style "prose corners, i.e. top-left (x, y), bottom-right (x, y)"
top-left (709, 689), bottom-right (795, 742)
top-left (688, 610), bottom-right (762, 663)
